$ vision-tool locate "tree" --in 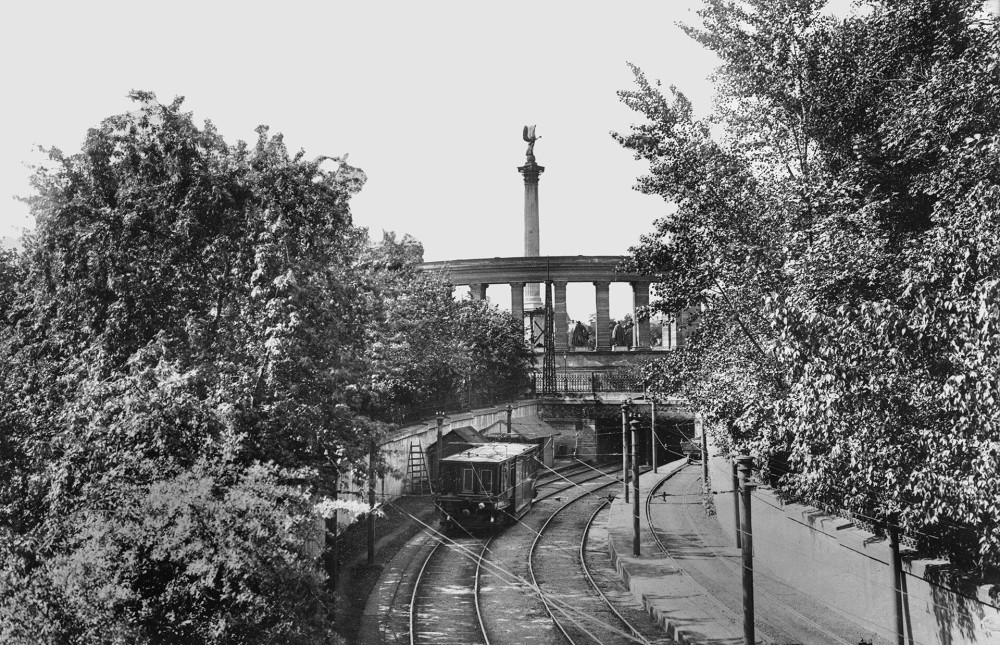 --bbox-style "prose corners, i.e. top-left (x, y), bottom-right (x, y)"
top-left (458, 298), bottom-right (533, 404)
top-left (357, 232), bottom-right (531, 420)
top-left (618, 1), bottom-right (1000, 567)
top-left (0, 91), bottom-right (373, 641)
